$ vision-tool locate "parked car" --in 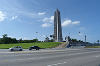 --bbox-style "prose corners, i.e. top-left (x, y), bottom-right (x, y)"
top-left (29, 46), bottom-right (40, 50)
top-left (9, 46), bottom-right (23, 51)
